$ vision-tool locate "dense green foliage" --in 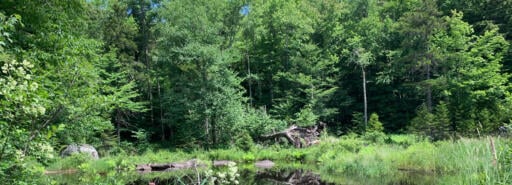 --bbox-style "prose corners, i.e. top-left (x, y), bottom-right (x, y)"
top-left (1, 0), bottom-right (512, 183)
